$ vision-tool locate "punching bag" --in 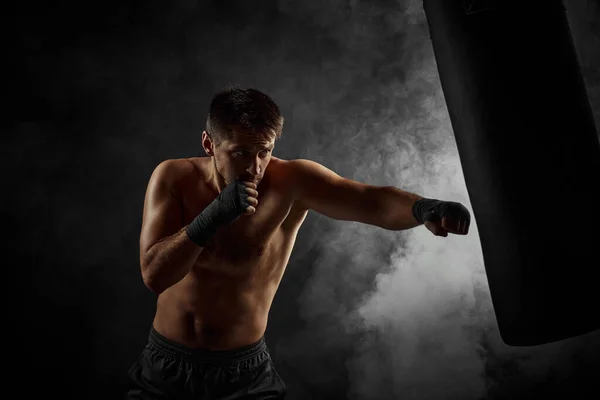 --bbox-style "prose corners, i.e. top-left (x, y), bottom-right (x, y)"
top-left (423, 0), bottom-right (600, 346)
